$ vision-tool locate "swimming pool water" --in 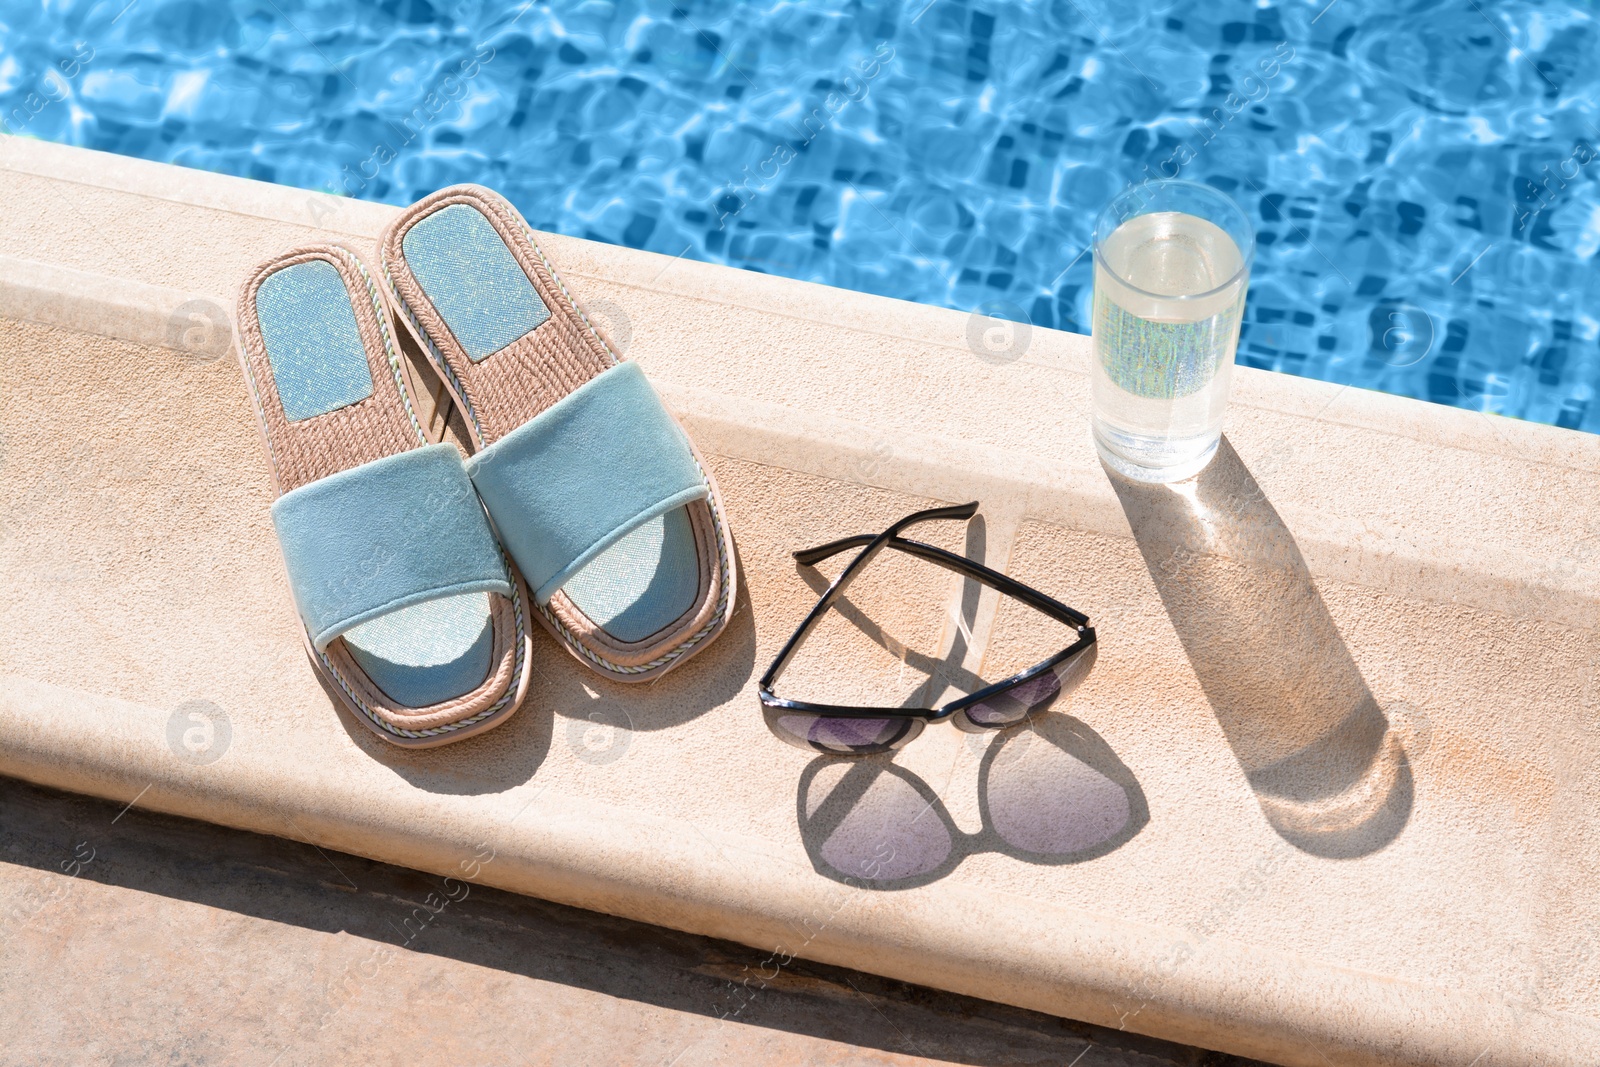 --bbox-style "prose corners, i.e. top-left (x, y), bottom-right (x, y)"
top-left (4, 0), bottom-right (1599, 432)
